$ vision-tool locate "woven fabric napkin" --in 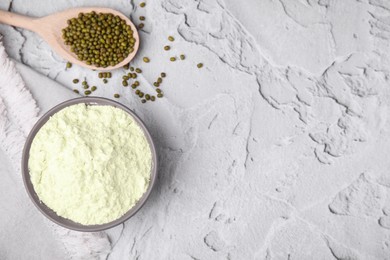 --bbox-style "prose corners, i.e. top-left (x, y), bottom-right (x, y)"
top-left (0, 35), bottom-right (111, 260)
